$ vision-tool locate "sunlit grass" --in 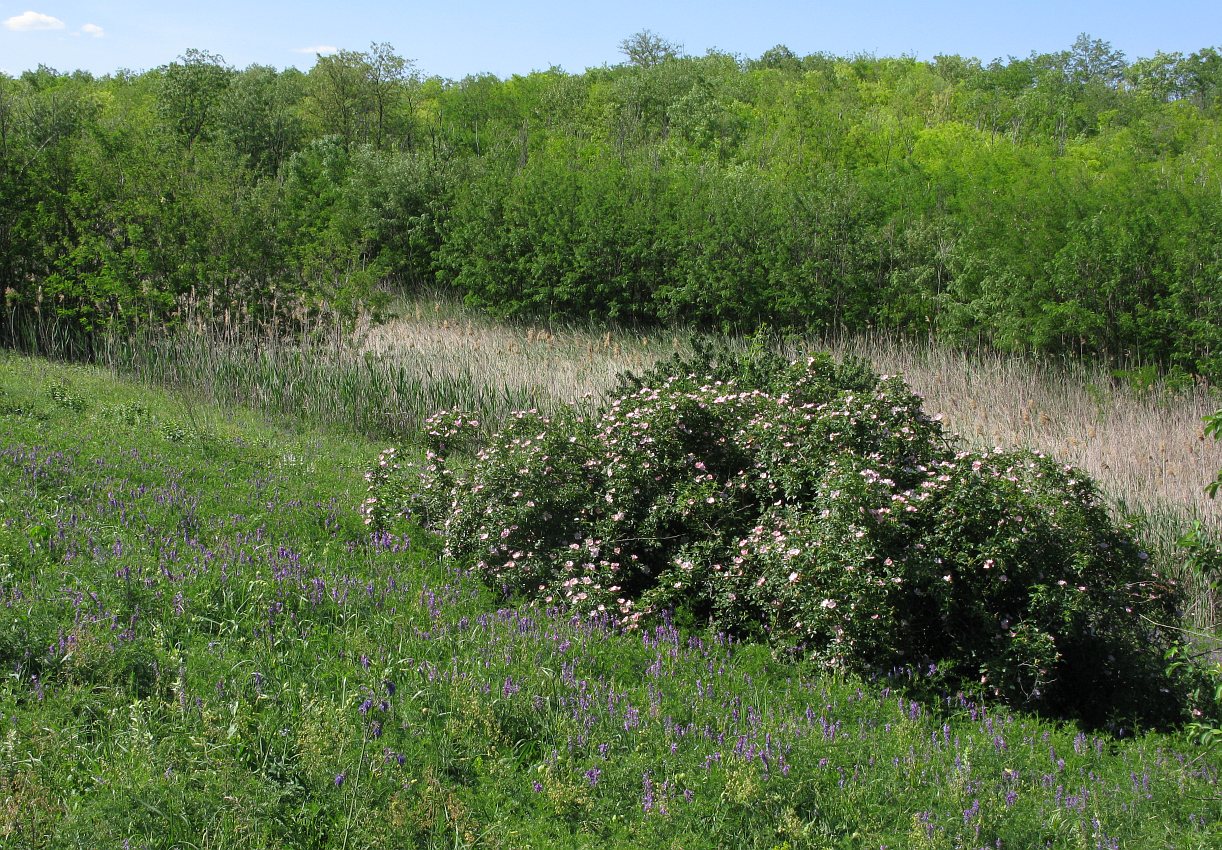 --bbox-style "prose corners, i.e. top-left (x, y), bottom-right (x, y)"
top-left (0, 351), bottom-right (1217, 847)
